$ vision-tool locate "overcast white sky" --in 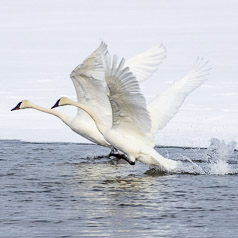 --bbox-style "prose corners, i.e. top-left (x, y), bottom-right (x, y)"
top-left (0, 0), bottom-right (237, 147)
